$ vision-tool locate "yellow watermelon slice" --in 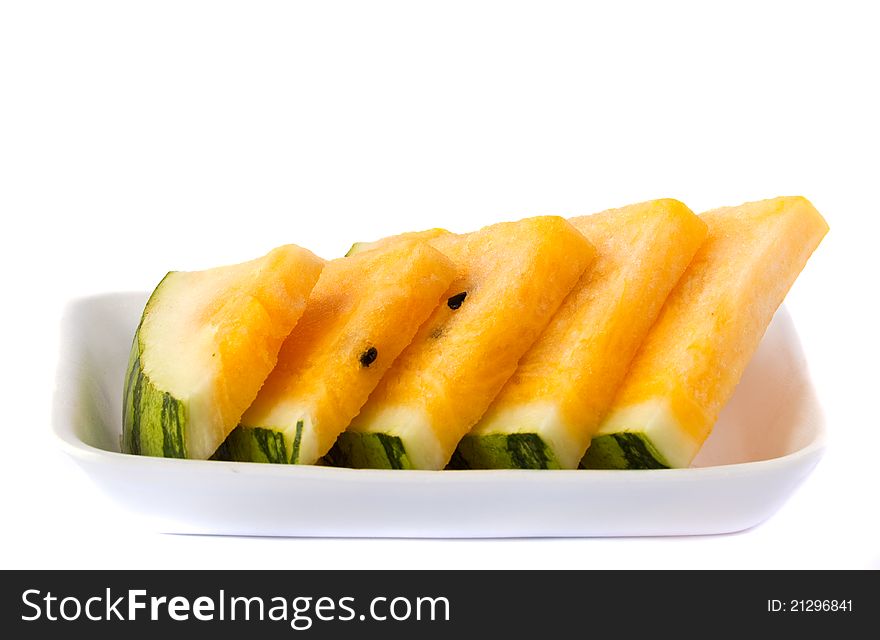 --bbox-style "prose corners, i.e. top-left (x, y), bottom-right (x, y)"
top-left (582, 196), bottom-right (829, 469)
top-left (457, 199), bottom-right (708, 469)
top-left (123, 245), bottom-right (324, 460)
top-left (328, 216), bottom-right (597, 470)
top-left (216, 240), bottom-right (457, 465)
